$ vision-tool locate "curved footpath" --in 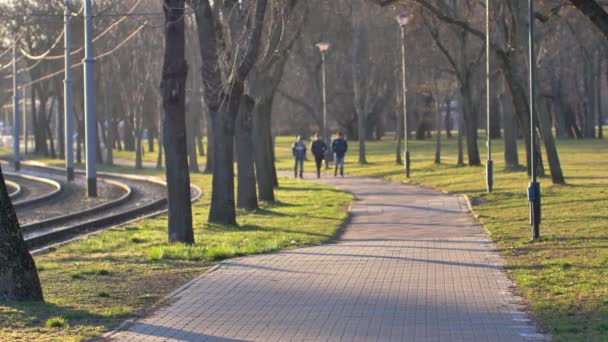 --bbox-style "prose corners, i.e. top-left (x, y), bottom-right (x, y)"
top-left (108, 176), bottom-right (546, 342)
